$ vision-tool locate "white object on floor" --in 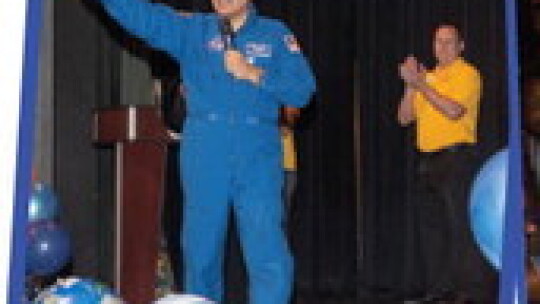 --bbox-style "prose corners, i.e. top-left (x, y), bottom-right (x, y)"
top-left (153, 294), bottom-right (215, 304)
